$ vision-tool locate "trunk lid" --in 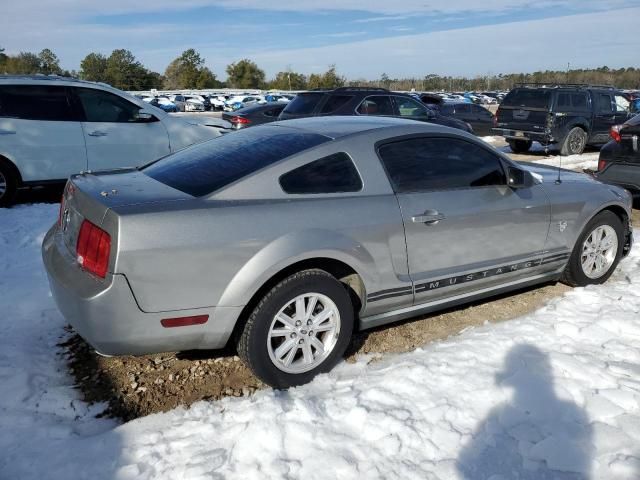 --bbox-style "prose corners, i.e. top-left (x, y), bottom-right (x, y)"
top-left (60, 169), bottom-right (192, 257)
top-left (497, 88), bottom-right (553, 132)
